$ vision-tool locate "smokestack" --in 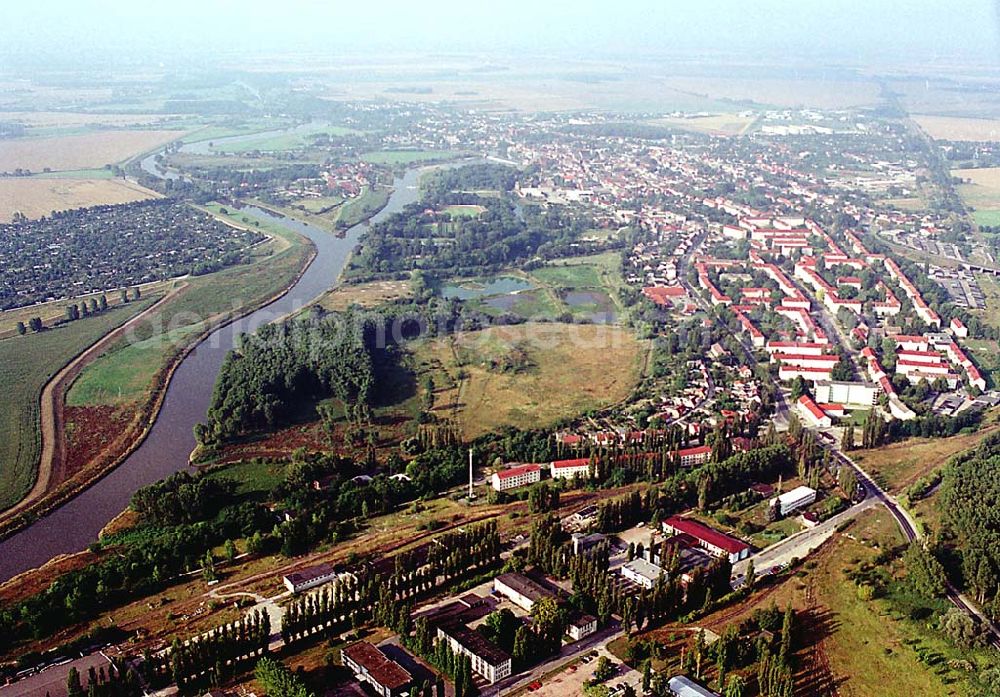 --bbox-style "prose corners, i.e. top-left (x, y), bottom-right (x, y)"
top-left (468, 448), bottom-right (475, 499)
